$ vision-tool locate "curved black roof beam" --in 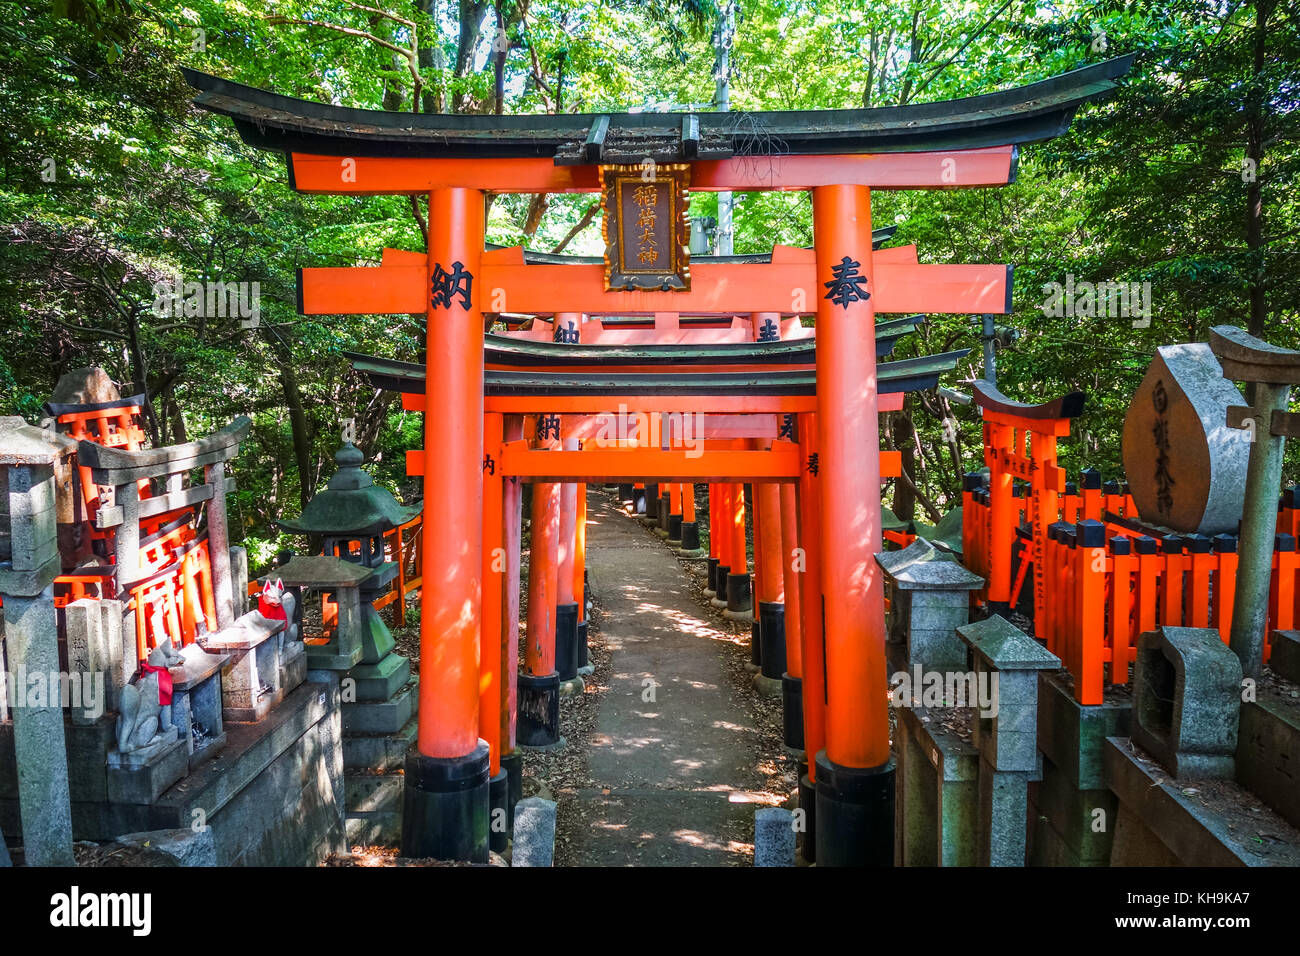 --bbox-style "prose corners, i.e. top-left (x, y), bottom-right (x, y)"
top-left (971, 379), bottom-right (1086, 419)
top-left (348, 349), bottom-right (970, 397)
top-left (182, 56), bottom-right (1132, 160)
